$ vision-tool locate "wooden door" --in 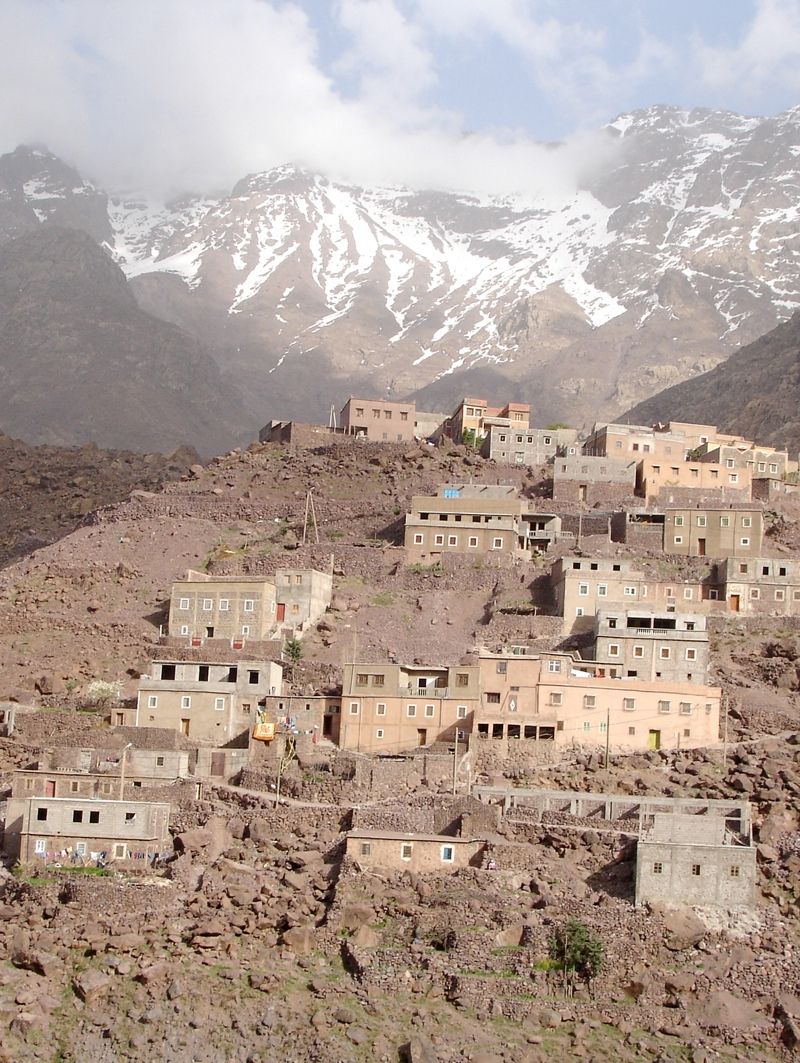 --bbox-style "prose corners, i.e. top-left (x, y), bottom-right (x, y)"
top-left (698, 538), bottom-right (706, 556)
top-left (276, 604), bottom-right (286, 622)
top-left (45, 780), bottom-right (56, 797)
top-left (730, 594), bottom-right (740, 612)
